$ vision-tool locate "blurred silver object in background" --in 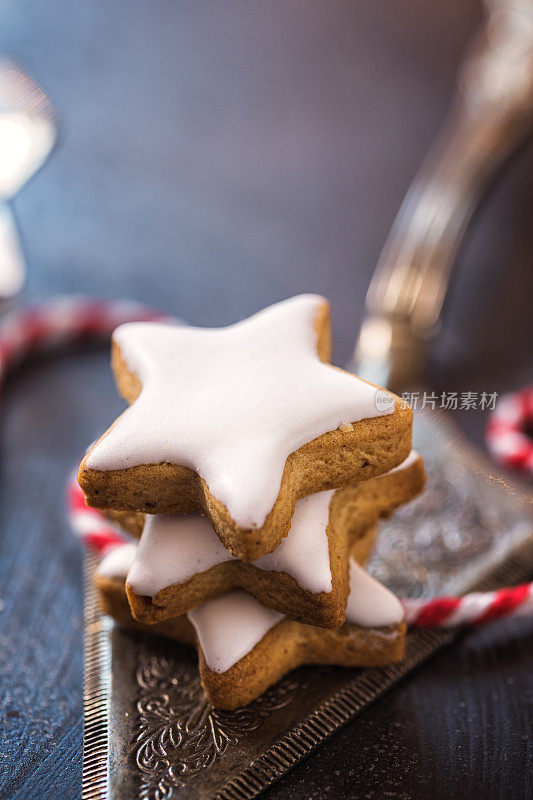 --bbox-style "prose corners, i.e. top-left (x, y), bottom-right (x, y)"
top-left (0, 58), bottom-right (57, 300)
top-left (352, 0), bottom-right (533, 596)
top-left (353, 0), bottom-right (533, 392)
